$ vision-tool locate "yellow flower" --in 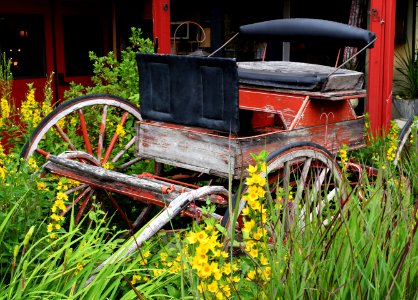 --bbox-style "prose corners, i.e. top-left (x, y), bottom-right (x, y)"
top-left (250, 173), bottom-right (266, 186)
top-left (259, 162), bottom-right (267, 173)
top-left (242, 219), bottom-right (255, 233)
top-left (222, 265), bottom-right (231, 275)
top-left (54, 199), bottom-right (67, 212)
top-left (186, 231), bottom-right (199, 244)
top-left (36, 181), bottom-right (48, 191)
top-left (197, 263), bottom-right (212, 279)
top-left (196, 244), bottom-right (209, 255)
top-left (27, 157), bottom-right (38, 172)
top-left (160, 252), bottom-right (168, 261)
top-left (247, 164), bottom-right (258, 174)
top-left (246, 270), bottom-right (256, 281)
top-left (131, 274), bottom-right (141, 284)
top-left (51, 213), bottom-right (64, 222)
top-left (260, 254), bottom-right (269, 266)
top-left (55, 223), bottom-right (61, 230)
top-left (207, 280), bottom-right (218, 293)
top-left (116, 124), bottom-right (126, 137)
top-left (47, 223), bottom-right (54, 232)
top-left (102, 162), bottom-right (114, 170)
top-left (56, 192), bottom-right (68, 201)
top-left (197, 282), bottom-right (206, 293)
top-left (249, 247), bottom-right (258, 258)
top-left (196, 230), bottom-right (208, 242)
top-left (241, 205), bottom-right (250, 216)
